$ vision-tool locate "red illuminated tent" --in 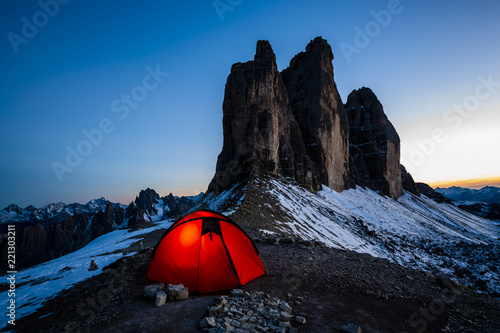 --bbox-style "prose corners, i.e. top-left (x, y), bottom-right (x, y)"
top-left (147, 210), bottom-right (266, 293)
